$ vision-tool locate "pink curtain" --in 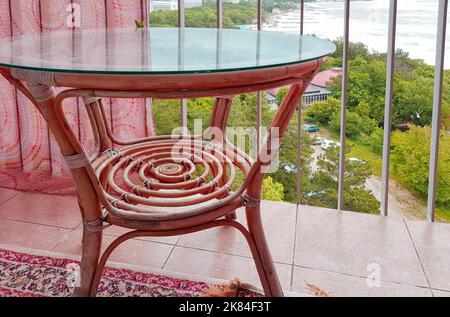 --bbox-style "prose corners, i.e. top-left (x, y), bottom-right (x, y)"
top-left (0, 0), bottom-right (154, 195)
